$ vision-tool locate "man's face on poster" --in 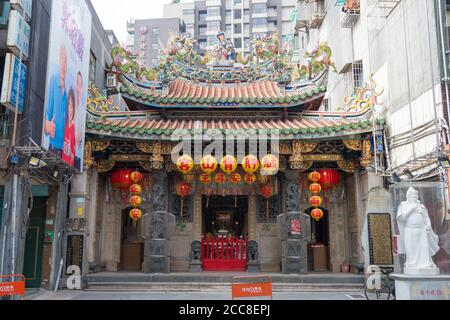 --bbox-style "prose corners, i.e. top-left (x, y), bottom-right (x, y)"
top-left (60, 46), bottom-right (67, 88)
